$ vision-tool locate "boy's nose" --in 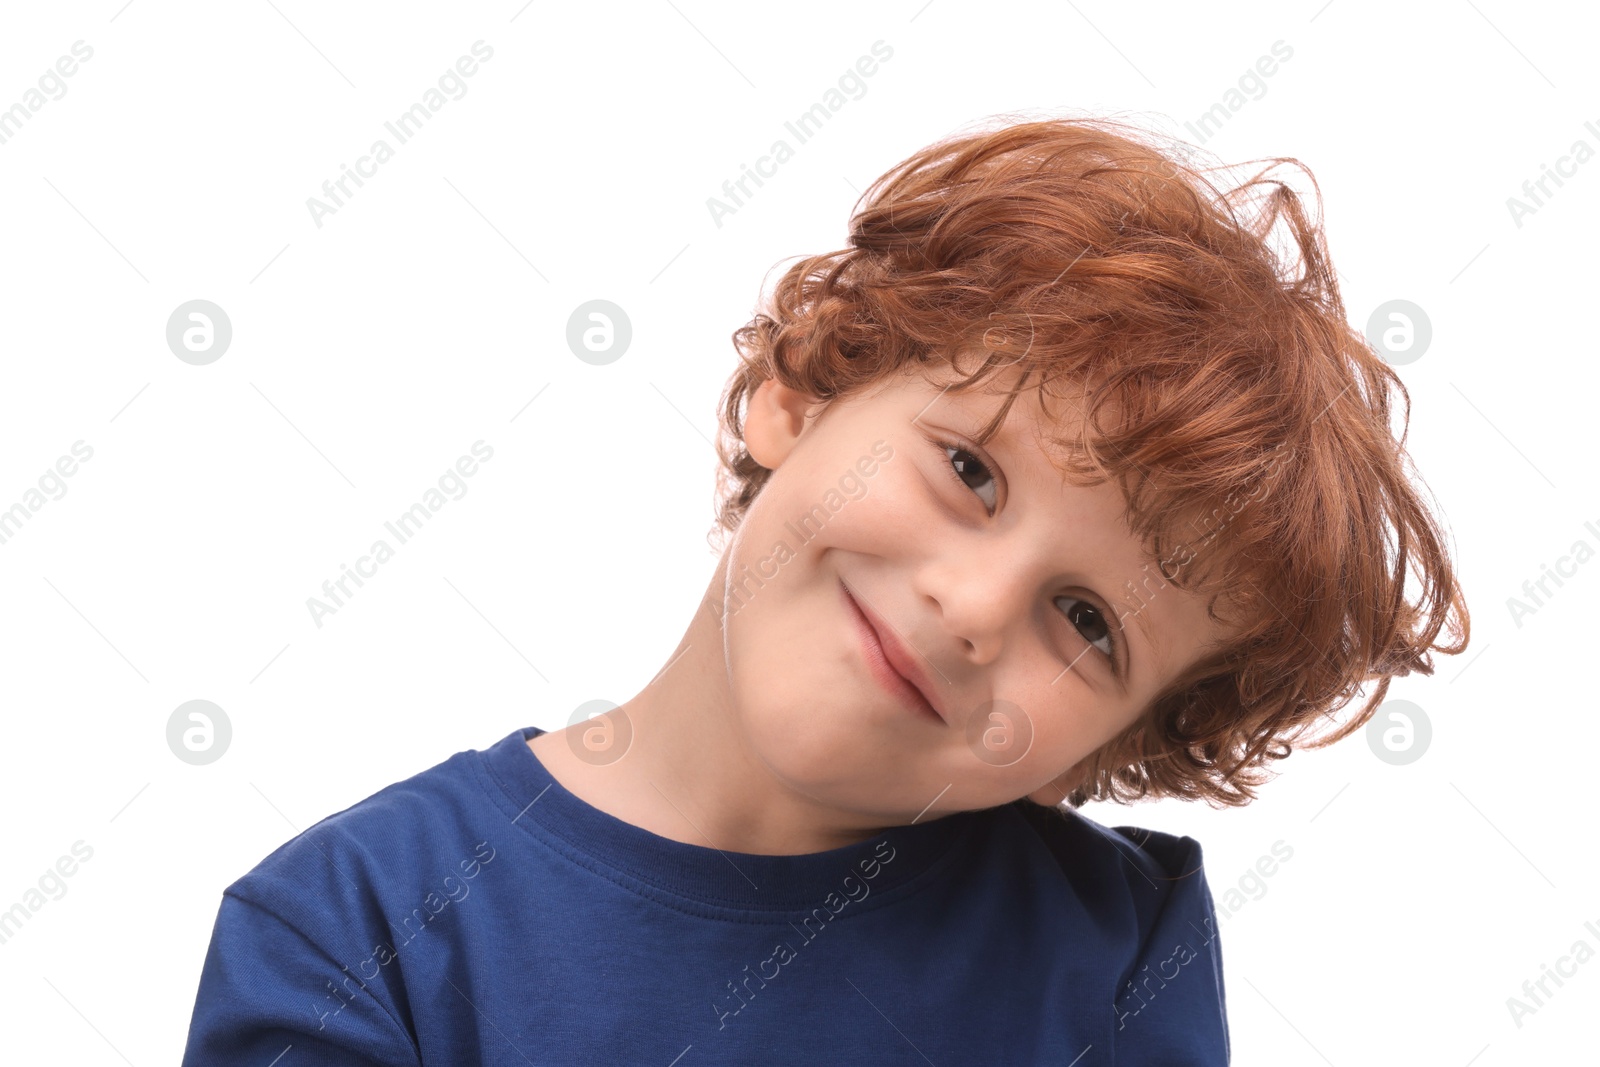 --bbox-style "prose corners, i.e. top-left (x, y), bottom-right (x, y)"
top-left (912, 562), bottom-right (1020, 668)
